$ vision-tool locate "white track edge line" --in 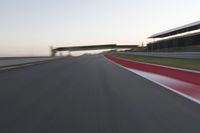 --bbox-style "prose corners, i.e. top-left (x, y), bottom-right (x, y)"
top-left (111, 55), bottom-right (200, 74)
top-left (103, 55), bottom-right (200, 105)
